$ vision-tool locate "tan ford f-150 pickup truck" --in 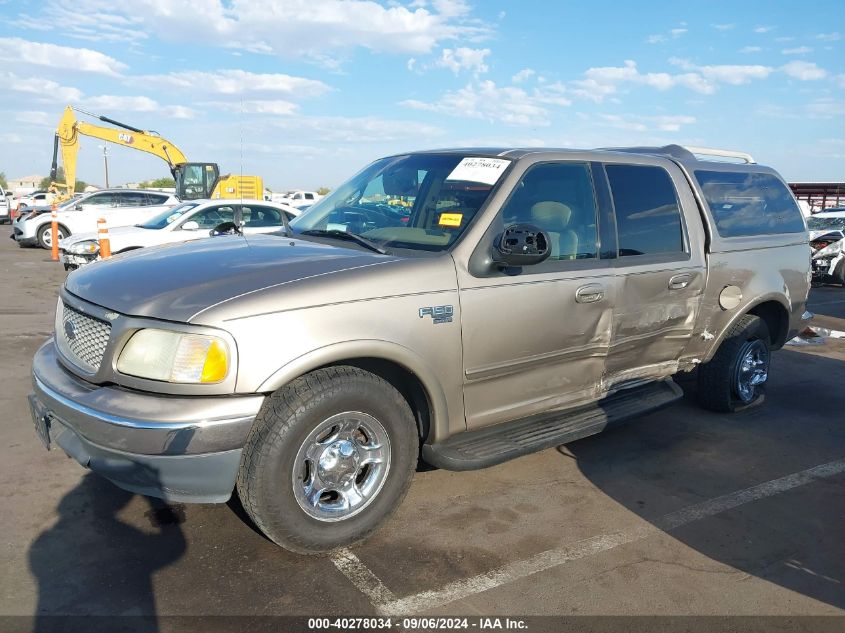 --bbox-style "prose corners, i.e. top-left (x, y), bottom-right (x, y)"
top-left (29, 145), bottom-right (811, 553)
